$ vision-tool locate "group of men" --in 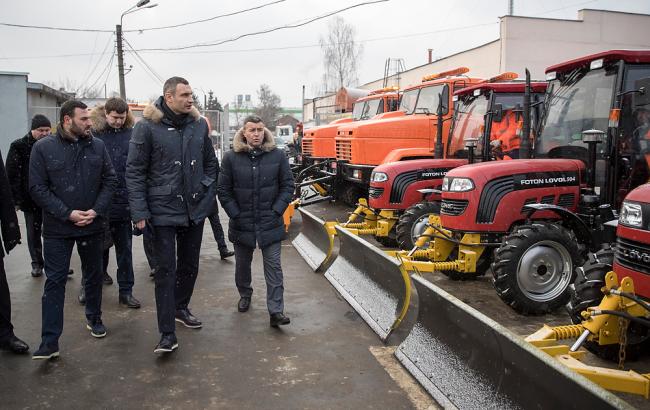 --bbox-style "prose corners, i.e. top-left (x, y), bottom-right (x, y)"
top-left (0, 75), bottom-right (294, 358)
